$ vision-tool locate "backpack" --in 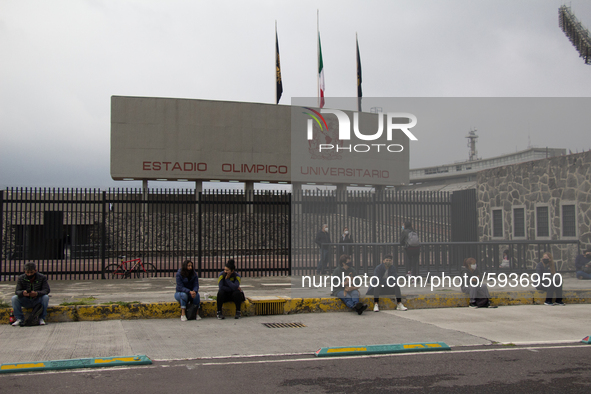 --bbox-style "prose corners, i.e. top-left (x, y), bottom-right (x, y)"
top-left (22, 303), bottom-right (43, 326)
top-left (406, 231), bottom-right (420, 248)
